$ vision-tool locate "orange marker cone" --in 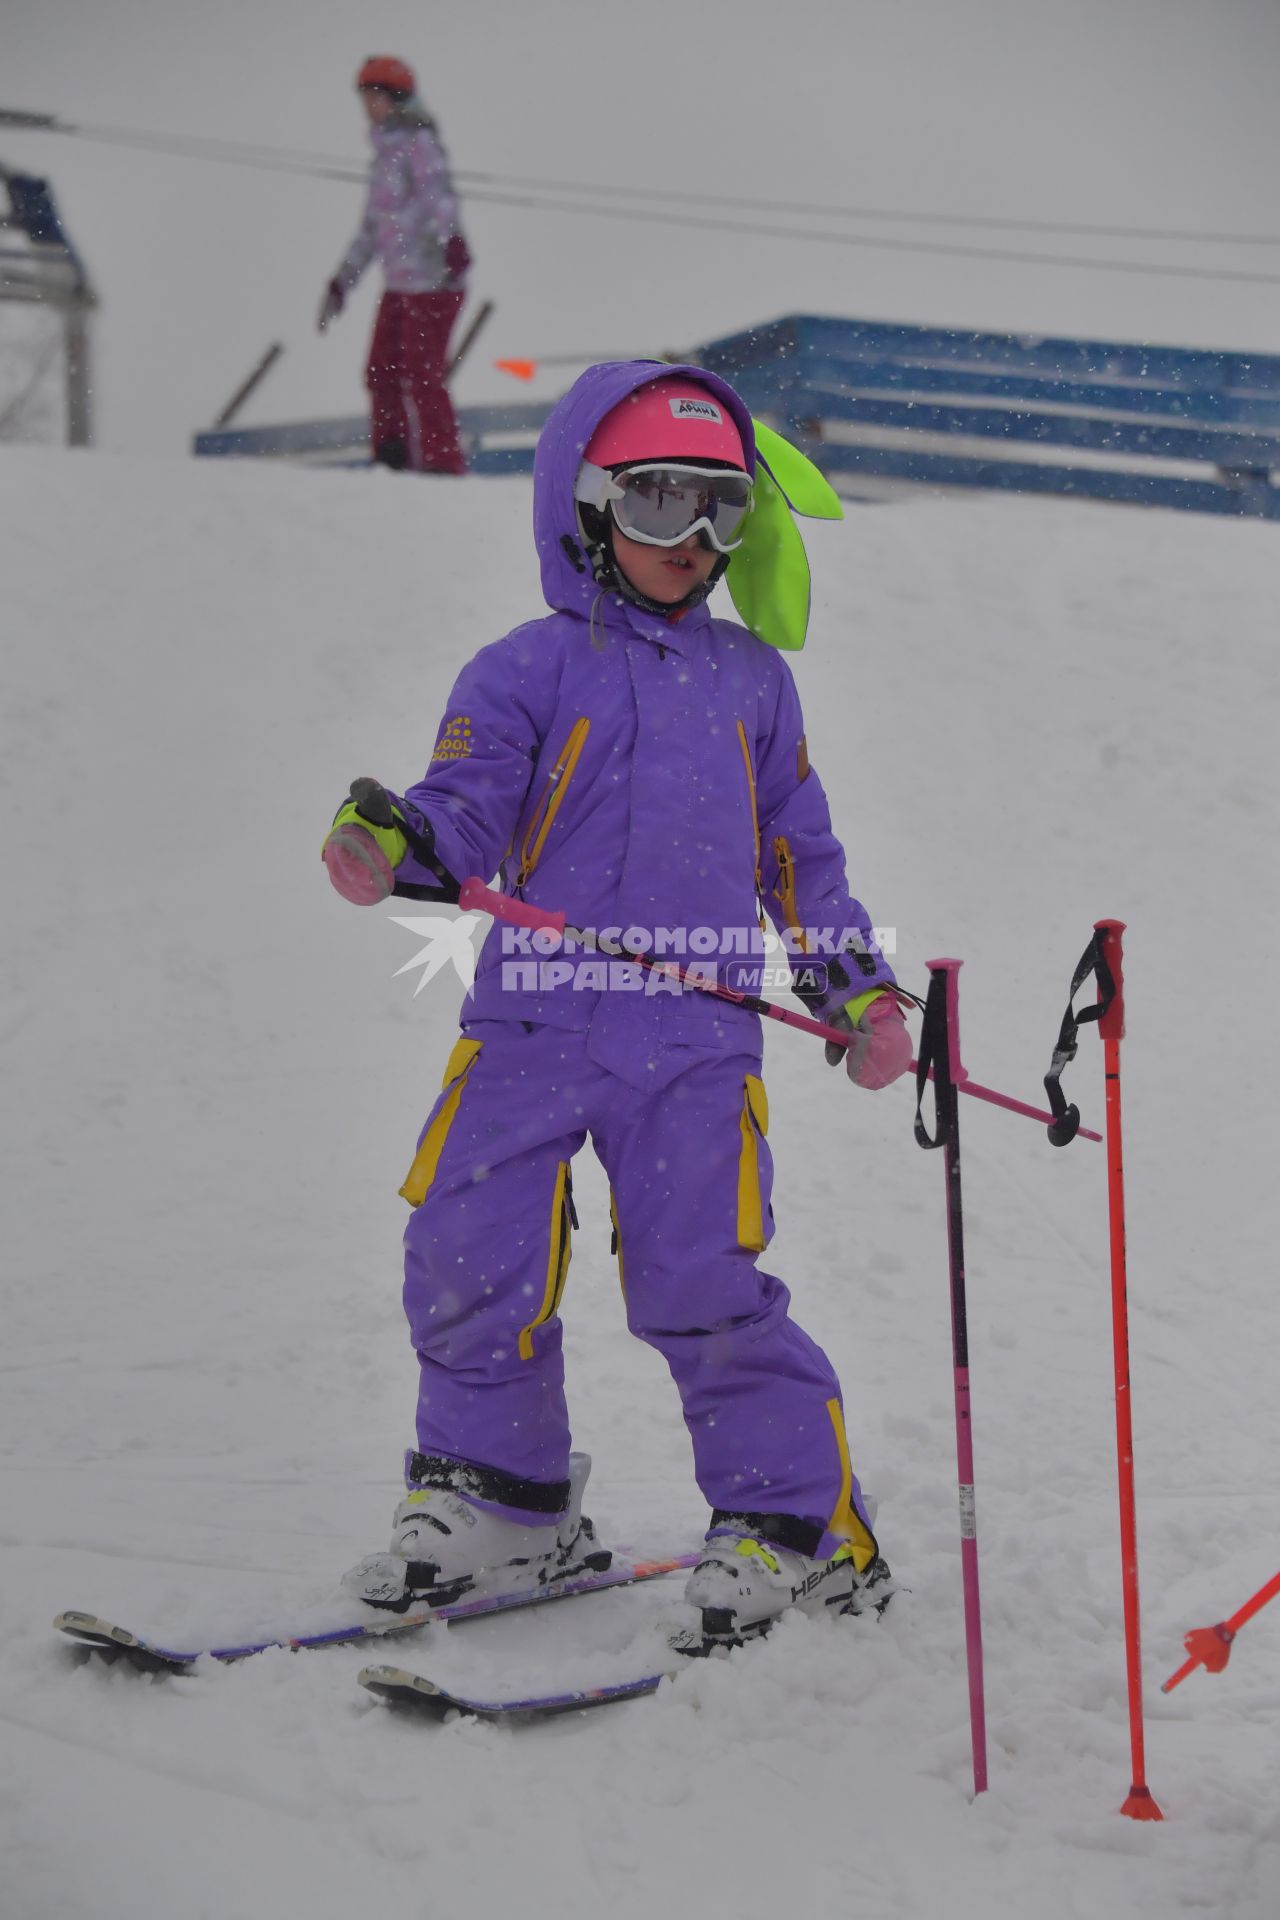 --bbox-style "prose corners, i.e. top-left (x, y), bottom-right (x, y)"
top-left (495, 358), bottom-right (538, 381)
